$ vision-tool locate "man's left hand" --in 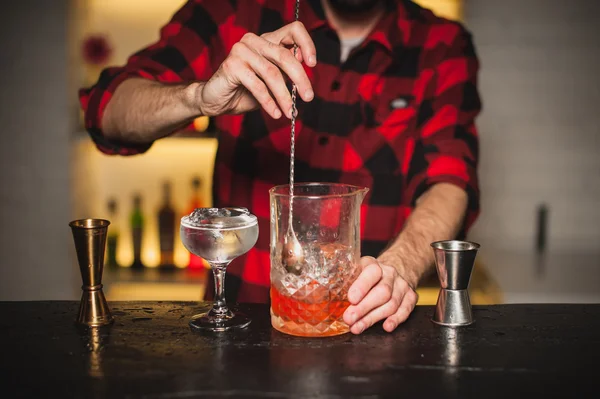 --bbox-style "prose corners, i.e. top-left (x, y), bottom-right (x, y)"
top-left (343, 256), bottom-right (418, 334)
